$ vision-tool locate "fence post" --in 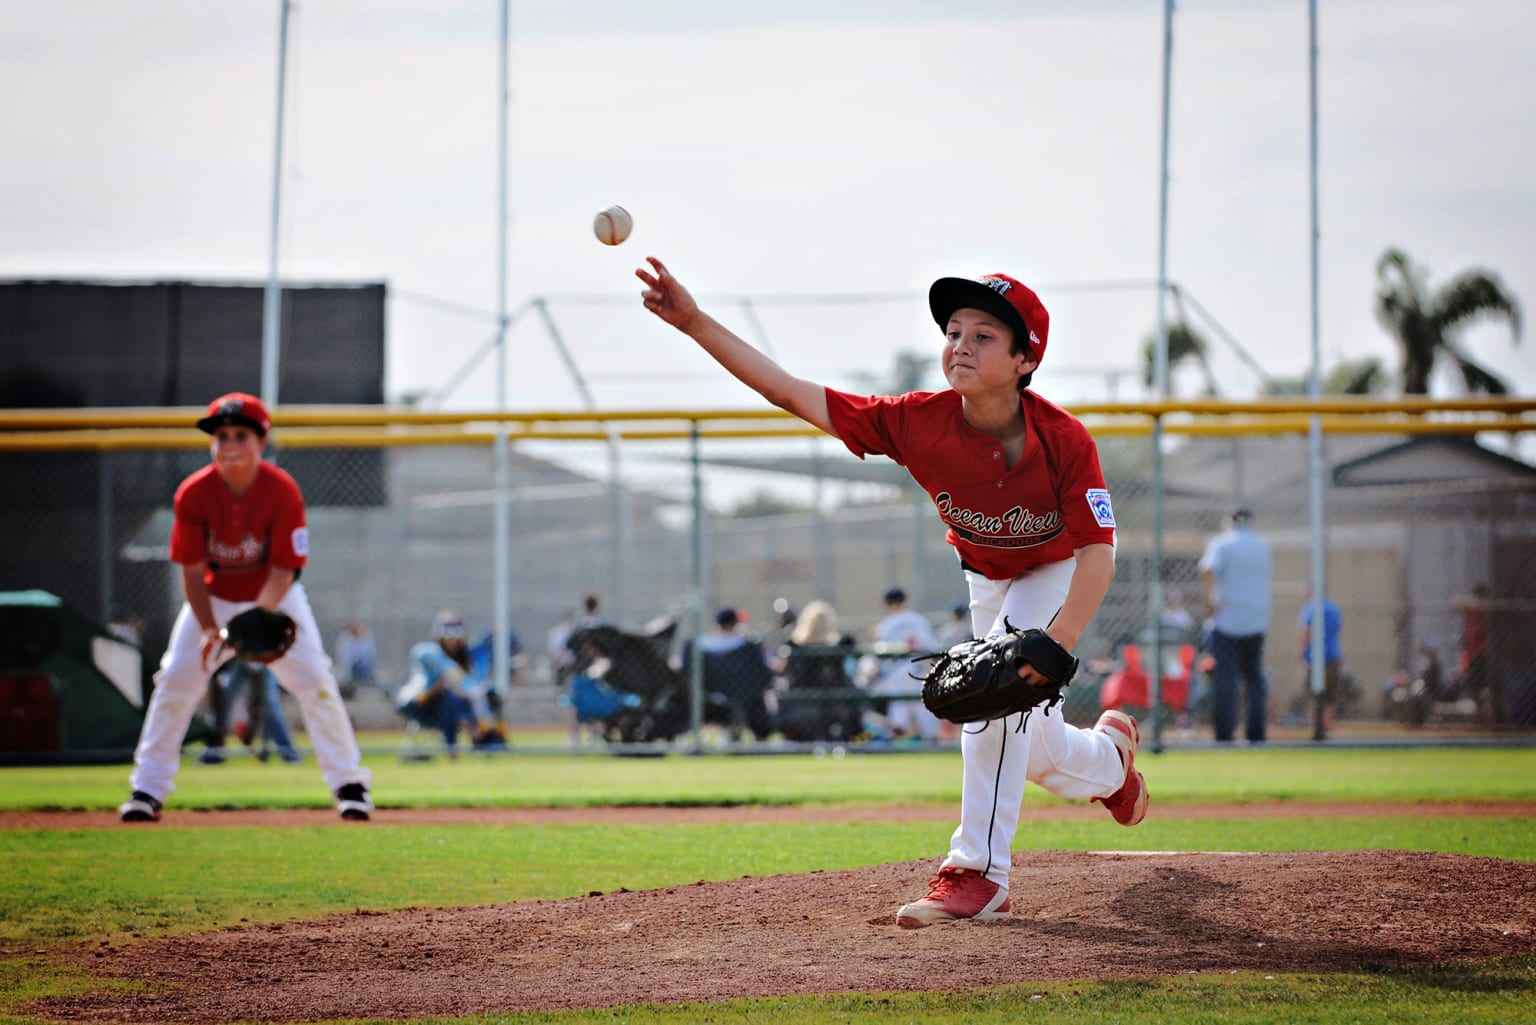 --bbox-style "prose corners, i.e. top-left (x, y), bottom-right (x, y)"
top-left (97, 452), bottom-right (114, 624)
top-left (688, 421), bottom-right (705, 753)
top-left (1149, 410), bottom-right (1167, 755)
